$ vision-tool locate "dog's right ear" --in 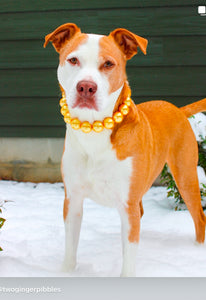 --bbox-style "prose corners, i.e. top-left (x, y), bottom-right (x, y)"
top-left (44, 23), bottom-right (81, 52)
